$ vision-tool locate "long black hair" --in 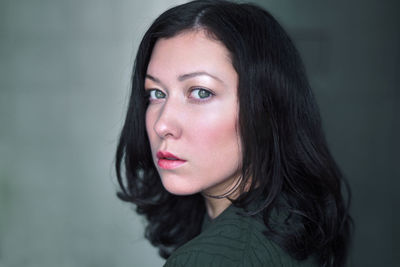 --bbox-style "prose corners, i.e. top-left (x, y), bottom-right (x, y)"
top-left (115, 1), bottom-right (353, 266)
